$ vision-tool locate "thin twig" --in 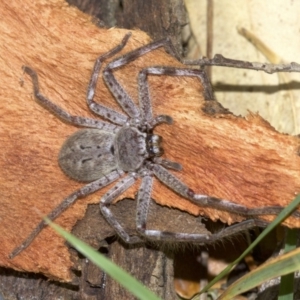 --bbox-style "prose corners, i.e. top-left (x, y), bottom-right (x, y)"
top-left (206, 0), bottom-right (214, 80)
top-left (185, 54), bottom-right (300, 74)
